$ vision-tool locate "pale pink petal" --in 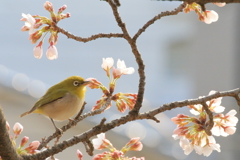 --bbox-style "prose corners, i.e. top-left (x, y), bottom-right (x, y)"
top-left (226, 109), bottom-right (237, 116)
top-left (202, 145), bottom-right (213, 157)
top-left (29, 141), bottom-right (40, 150)
top-left (212, 105), bottom-right (225, 113)
top-left (33, 45), bottom-right (43, 59)
top-left (225, 116), bottom-right (238, 126)
top-left (211, 125), bottom-right (222, 136)
top-left (92, 133), bottom-right (107, 150)
top-left (190, 108), bottom-right (200, 115)
top-left (194, 145), bottom-right (203, 155)
top-left (224, 126), bottom-right (236, 135)
top-left (46, 45), bottom-right (58, 60)
top-left (213, 3), bottom-right (226, 7)
top-left (122, 67), bottom-right (135, 75)
top-left (101, 57), bottom-right (114, 70)
top-left (13, 122), bottom-right (23, 136)
top-left (117, 59), bottom-right (126, 69)
top-left (183, 144), bottom-right (193, 155)
top-left (206, 10), bottom-right (219, 22)
top-left (208, 136), bottom-right (216, 144)
top-left (210, 143), bottom-right (221, 152)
